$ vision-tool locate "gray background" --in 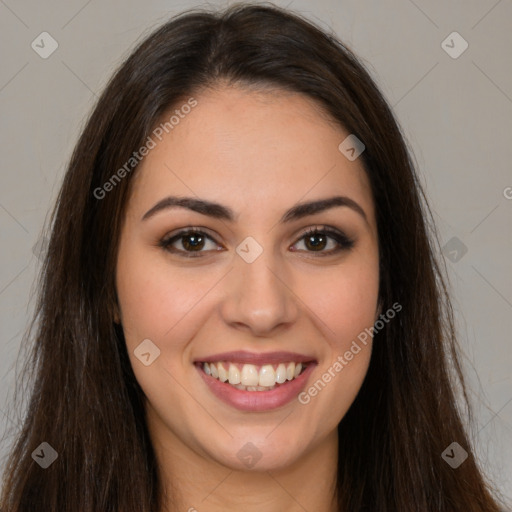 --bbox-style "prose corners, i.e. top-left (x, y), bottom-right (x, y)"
top-left (0, 0), bottom-right (511, 504)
